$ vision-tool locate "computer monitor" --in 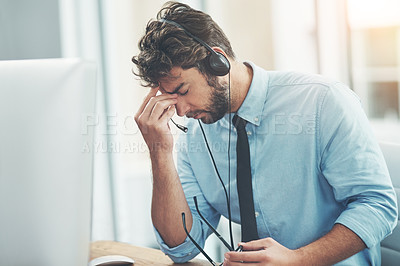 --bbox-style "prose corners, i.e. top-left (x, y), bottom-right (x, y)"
top-left (0, 58), bottom-right (96, 266)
